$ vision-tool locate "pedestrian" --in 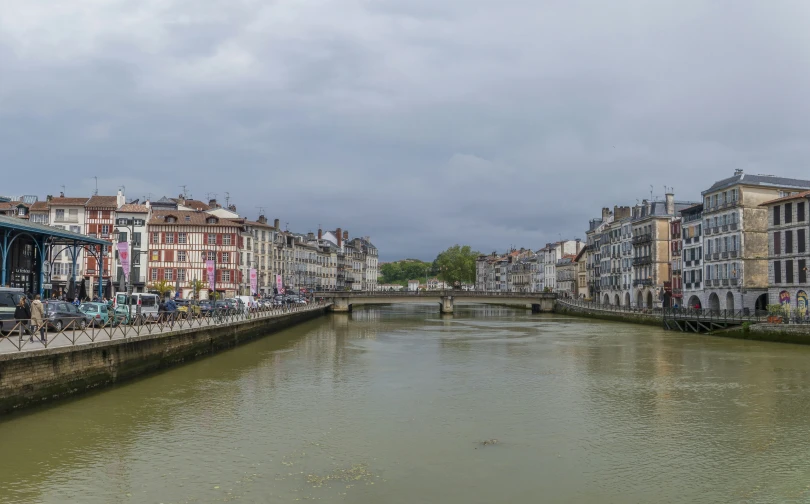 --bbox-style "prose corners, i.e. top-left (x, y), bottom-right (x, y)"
top-left (14, 296), bottom-right (32, 341)
top-left (30, 294), bottom-right (46, 343)
top-left (73, 297), bottom-right (80, 307)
